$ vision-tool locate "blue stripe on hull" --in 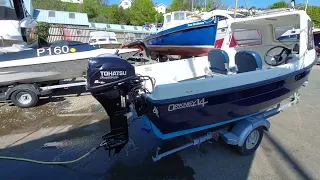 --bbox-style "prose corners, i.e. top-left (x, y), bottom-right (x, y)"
top-left (144, 62), bottom-right (315, 137)
top-left (144, 18), bottom-right (217, 47)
